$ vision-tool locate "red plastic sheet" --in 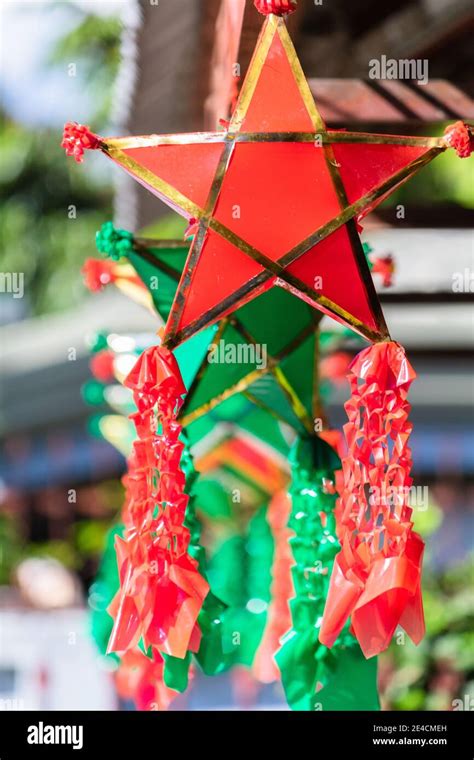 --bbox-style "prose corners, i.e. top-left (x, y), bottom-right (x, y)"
top-left (331, 142), bottom-right (429, 205)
